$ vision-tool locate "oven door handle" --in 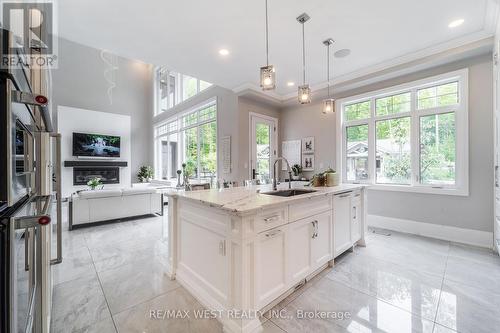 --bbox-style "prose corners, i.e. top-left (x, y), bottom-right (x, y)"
top-left (51, 133), bottom-right (62, 265)
top-left (14, 195), bottom-right (52, 229)
top-left (11, 90), bottom-right (52, 132)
